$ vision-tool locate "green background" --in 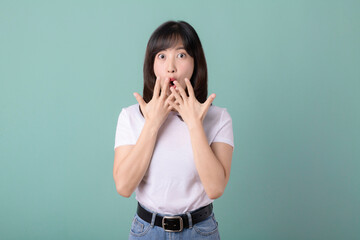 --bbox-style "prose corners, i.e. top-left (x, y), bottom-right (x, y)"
top-left (1, 0), bottom-right (359, 239)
